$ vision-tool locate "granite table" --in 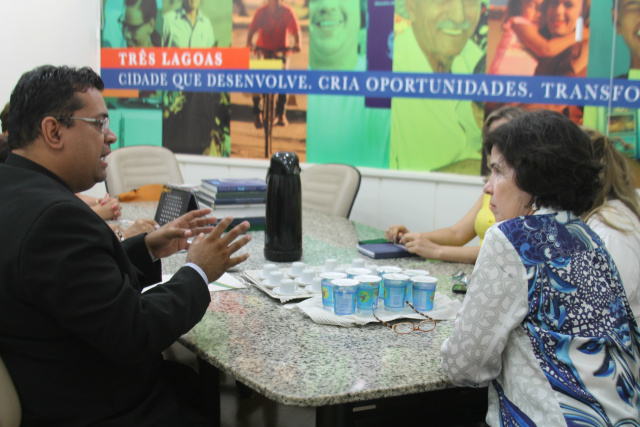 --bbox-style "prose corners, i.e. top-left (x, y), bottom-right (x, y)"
top-left (119, 204), bottom-right (486, 427)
